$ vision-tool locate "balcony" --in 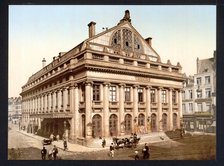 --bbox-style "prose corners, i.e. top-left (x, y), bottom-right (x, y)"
top-left (124, 101), bottom-right (133, 108)
top-left (162, 103), bottom-right (169, 108)
top-left (151, 102), bottom-right (158, 108)
top-left (138, 102), bottom-right (146, 108)
top-left (173, 103), bottom-right (178, 108)
top-left (109, 101), bottom-right (118, 108)
top-left (92, 101), bottom-right (103, 108)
